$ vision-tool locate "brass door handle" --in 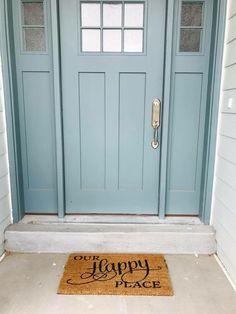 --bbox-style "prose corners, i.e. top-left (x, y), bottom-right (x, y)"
top-left (151, 99), bottom-right (161, 149)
